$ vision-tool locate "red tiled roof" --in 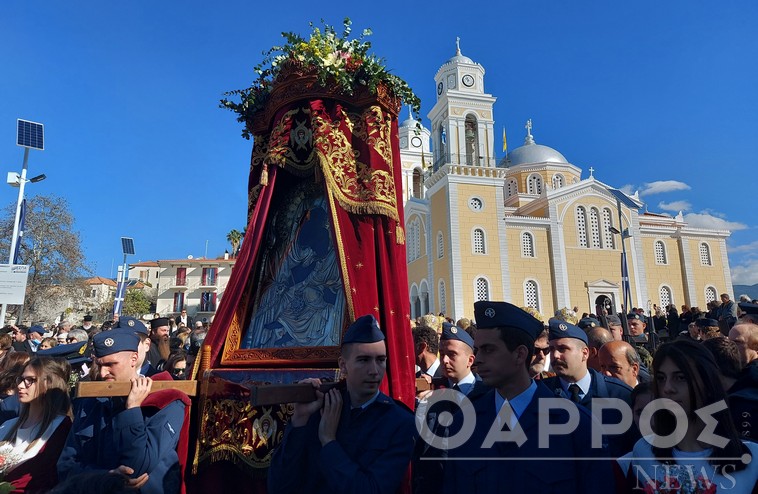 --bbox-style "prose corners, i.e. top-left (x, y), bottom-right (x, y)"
top-left (85, 276), bottom-right (117, 287)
